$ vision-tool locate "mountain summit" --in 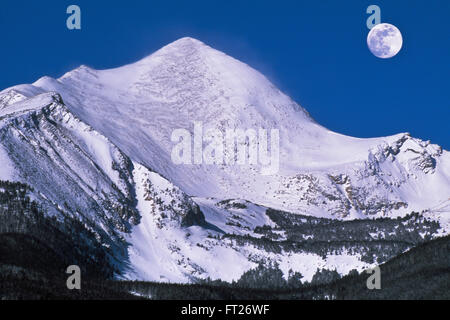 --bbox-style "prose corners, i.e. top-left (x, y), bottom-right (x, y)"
top-left (0, 37), bottom-right (449, 282)
top-left (6, 37), bottom-right (446, 216)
